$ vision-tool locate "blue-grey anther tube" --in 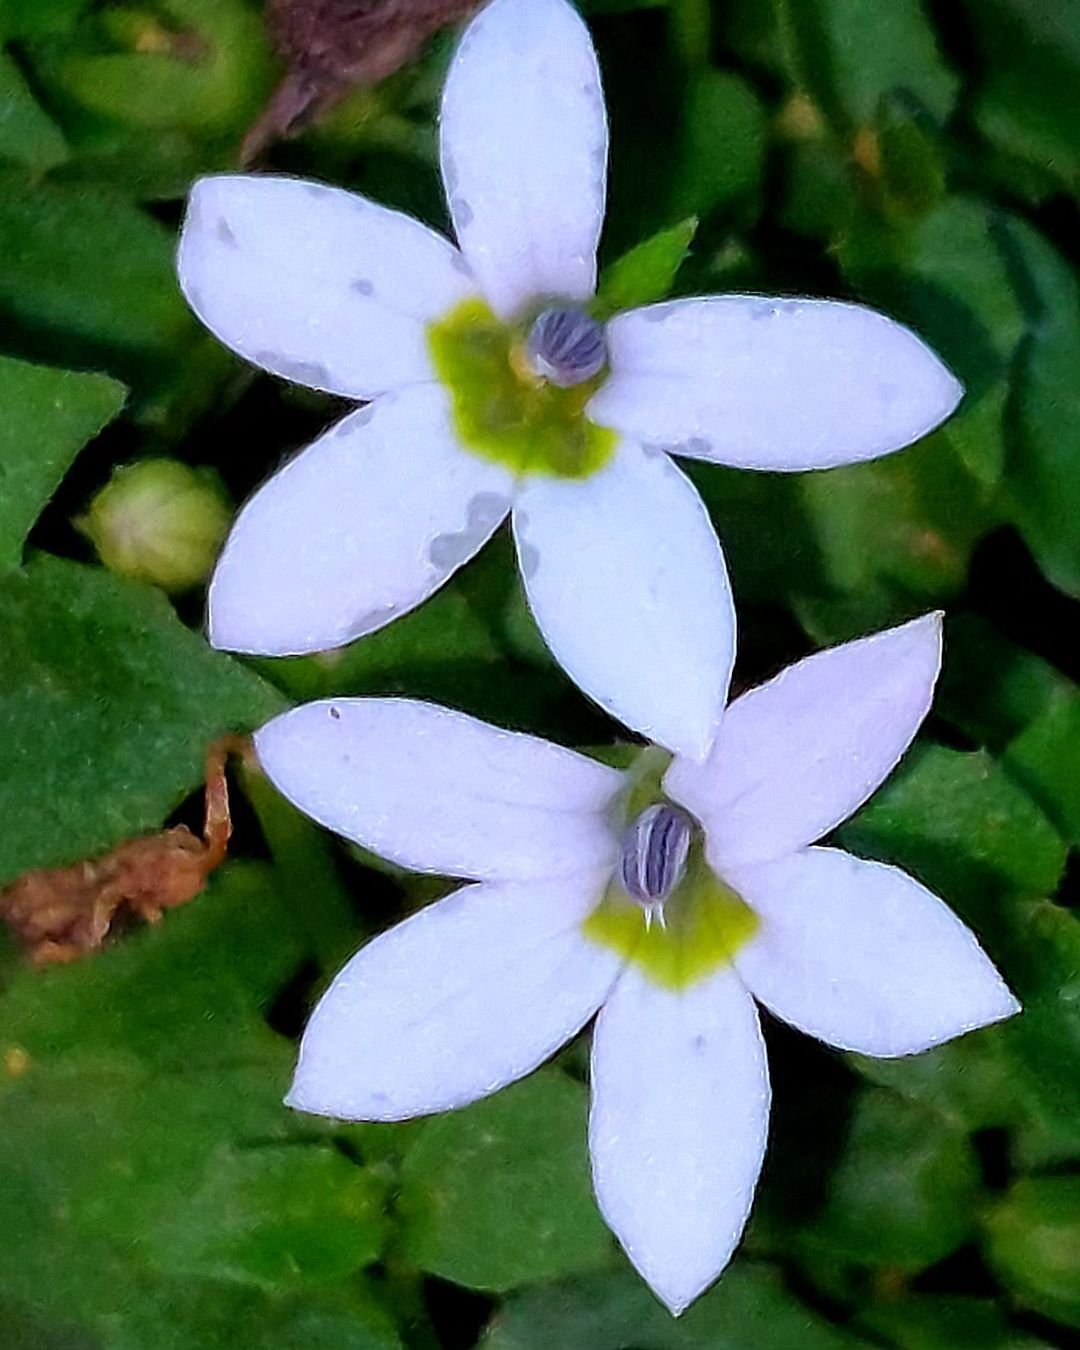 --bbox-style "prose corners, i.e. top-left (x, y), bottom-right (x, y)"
top-left (525, 306), bottom-right (607, 387)
top-left (619, 803), bottom-right (694, 905)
